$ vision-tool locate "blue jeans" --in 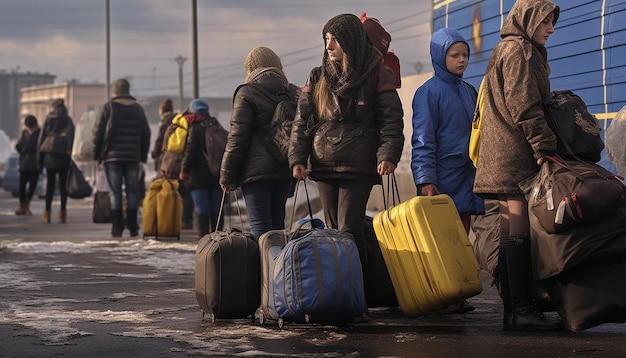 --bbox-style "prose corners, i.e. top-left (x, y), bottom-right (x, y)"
top-left (189, 186), bottom-right (222, 217)
top-left (104, 161), bottom-right (141, 210)
top-left (241, 178), bottom-right (293, 239)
